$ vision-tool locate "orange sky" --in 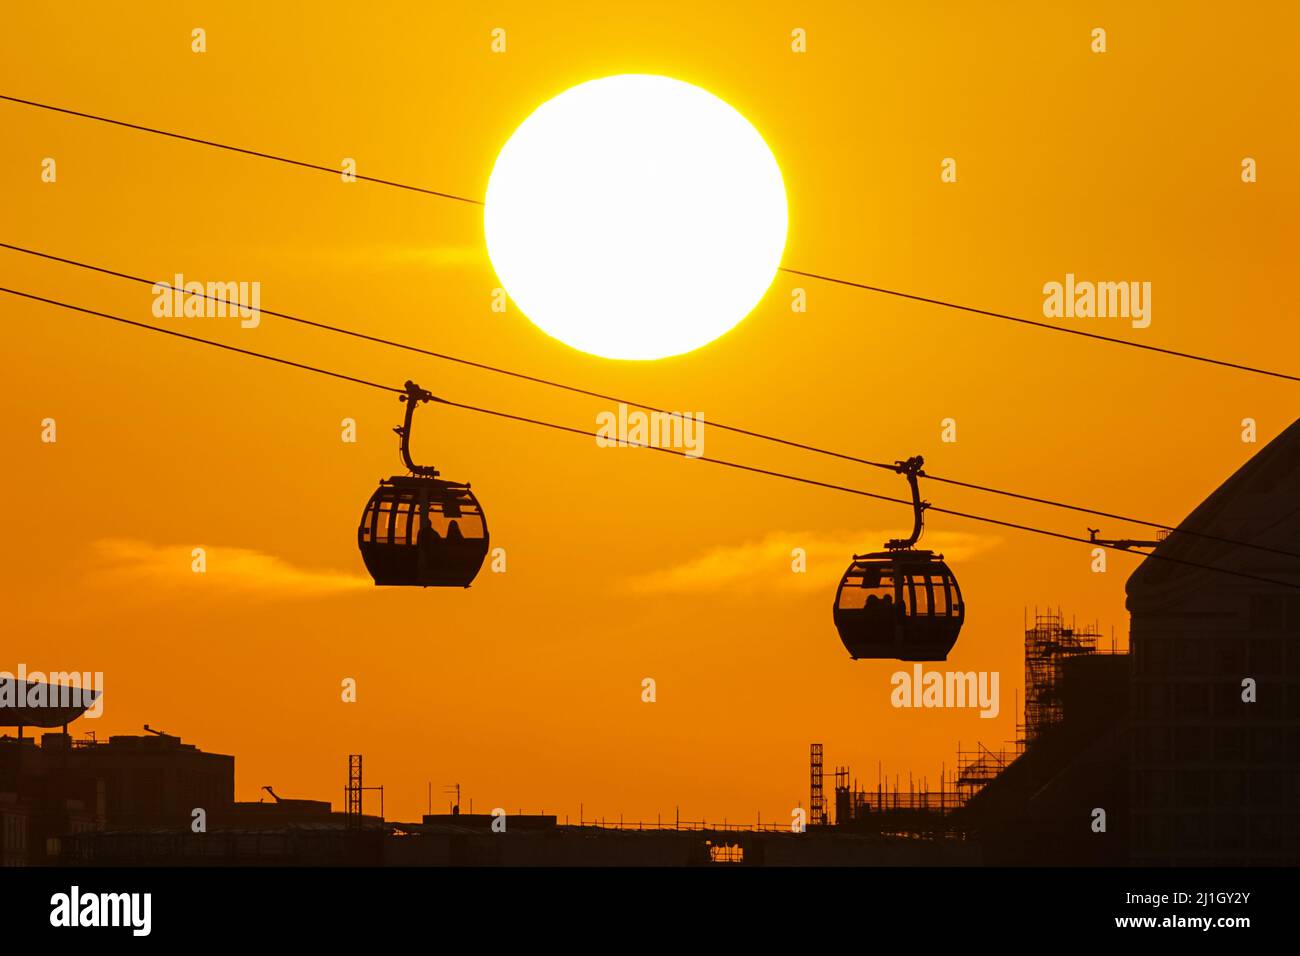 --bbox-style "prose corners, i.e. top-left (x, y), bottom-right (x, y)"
top-left (2, 2), bottom-right (1297, 823)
